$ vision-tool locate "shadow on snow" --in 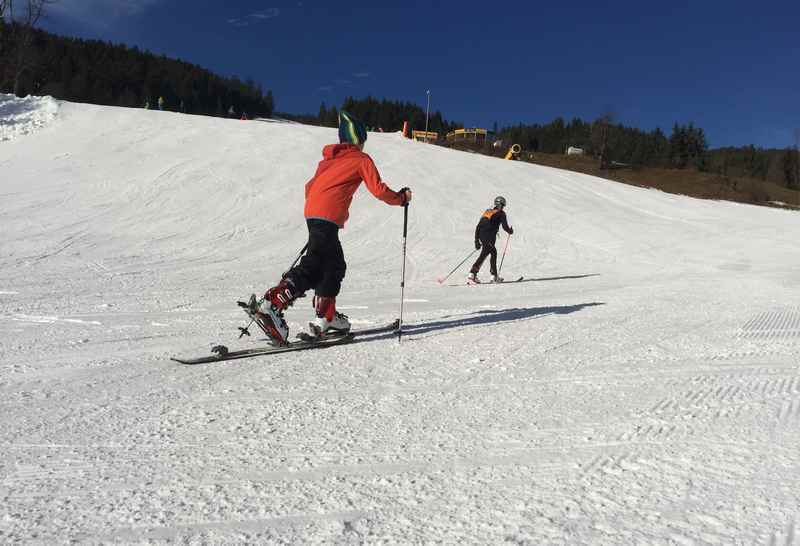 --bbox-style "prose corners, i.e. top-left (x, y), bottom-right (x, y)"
top-left (518, 273), bottom-right (600, 283)
top-left (360, 301), bottom-right (605, 342)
